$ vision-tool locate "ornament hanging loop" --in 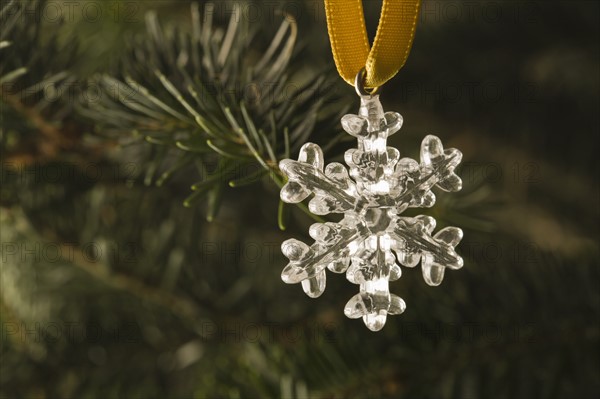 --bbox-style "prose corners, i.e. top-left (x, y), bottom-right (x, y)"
top-left (354, 68), bottom-right (380, 97)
